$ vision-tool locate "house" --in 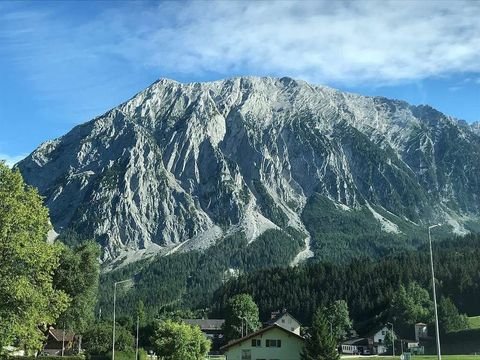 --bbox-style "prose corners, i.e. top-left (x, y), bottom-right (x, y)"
top-left (264, 309), bottom-right (301, 335)
top-left (340, 337), bottom-right (369, 355)
top-left (414, 322), bottom-right (428, 341)
top-left (221, 324), bottom-right (305, 360)
top-left (183, 319), bottom-right (225, 337)
top-left (365, 325), bottom-right (396, 355)
top-left (42, 328), bottom-right (79, 355)
top-left (183, 319), bottom-right (225, 350)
